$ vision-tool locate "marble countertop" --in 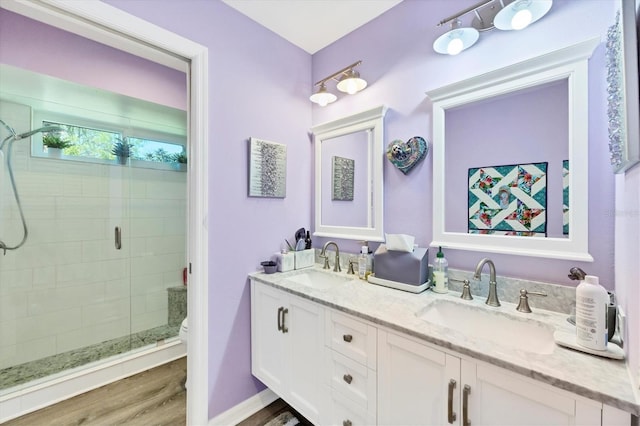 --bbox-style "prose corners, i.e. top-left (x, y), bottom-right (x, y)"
top-left (250, 266), bottom-right (639, 415)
